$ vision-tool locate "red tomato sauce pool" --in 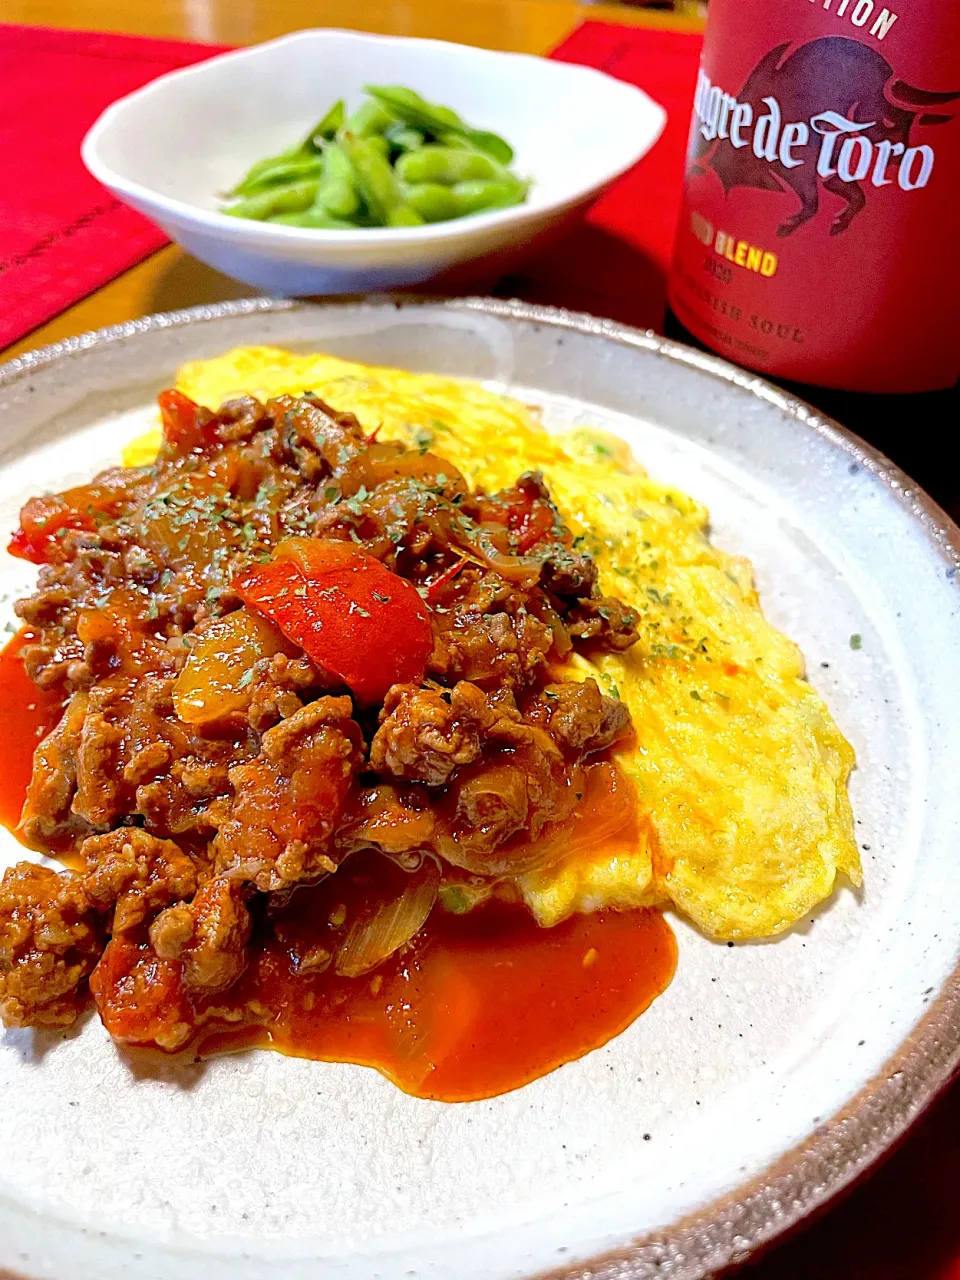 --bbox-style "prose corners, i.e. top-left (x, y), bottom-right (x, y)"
top-left (0, 628), bottom-right (677, 1101)
top-left (205, 901), bottom-right (676, 1101)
